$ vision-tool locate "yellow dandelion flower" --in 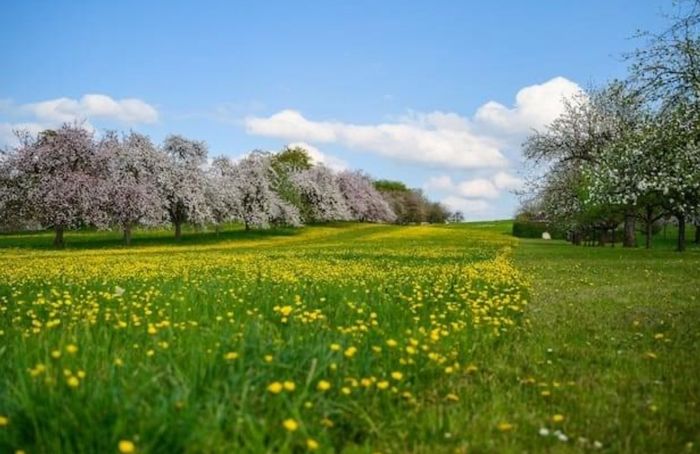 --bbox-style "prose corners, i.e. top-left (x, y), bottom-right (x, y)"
top-left (283, 381), bottom-right (296, 392)
top-left (376, 380), bottom-right (389, 390)
top-left (66, 376), bottom-right (80, 388)
top-left (386, 339), bottom-right (398, 348)
top-left (66, 344), bottom-right (78, 354)
top-left (551, 414), bottom-right (565, 423)
top-left (51, 350), bottom-right (61, 359)
top-left (118, 440), bottom-right (136, 453)
top-left (344, 346), bottom-right (357, 358)
top-left (446, 393), bottom-right (460, 401)
top-left (264, 355), bottom-right (273, 363)
top-left (0, 416), bottom-right (8, 427)
top-left (306, 438), bottom-right (319, 451)
top-left (224, 352), bottom-right (239, 361)
top-left (282, 418), bottom-right (299, 432)
top-left (330, 343), bottom-right (341, 351)
top-left (267, 382), bottom-right (283, 394)
top-left (317, 380), bottom-right (331, 391)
